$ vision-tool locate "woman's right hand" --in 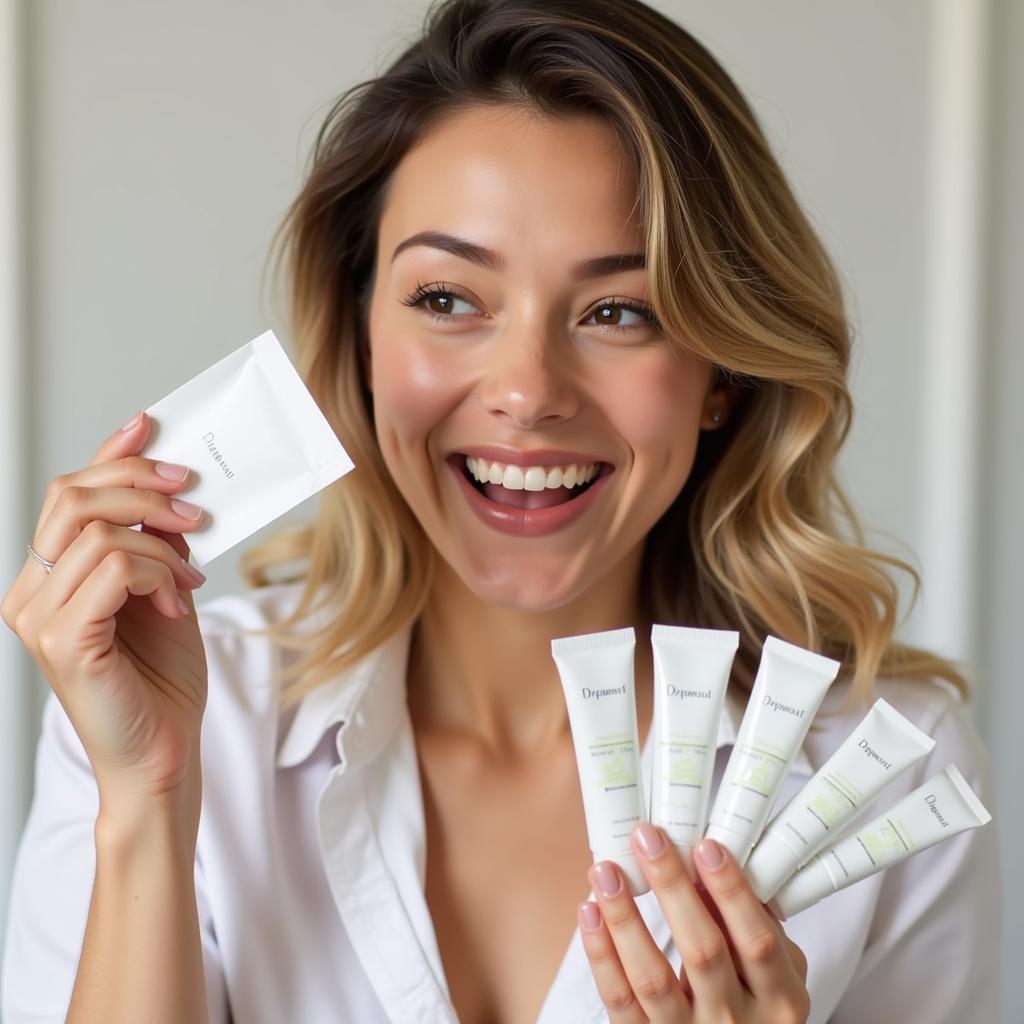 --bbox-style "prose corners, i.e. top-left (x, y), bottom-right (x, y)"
top-left (1, 410), bottom-right (211, 810)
